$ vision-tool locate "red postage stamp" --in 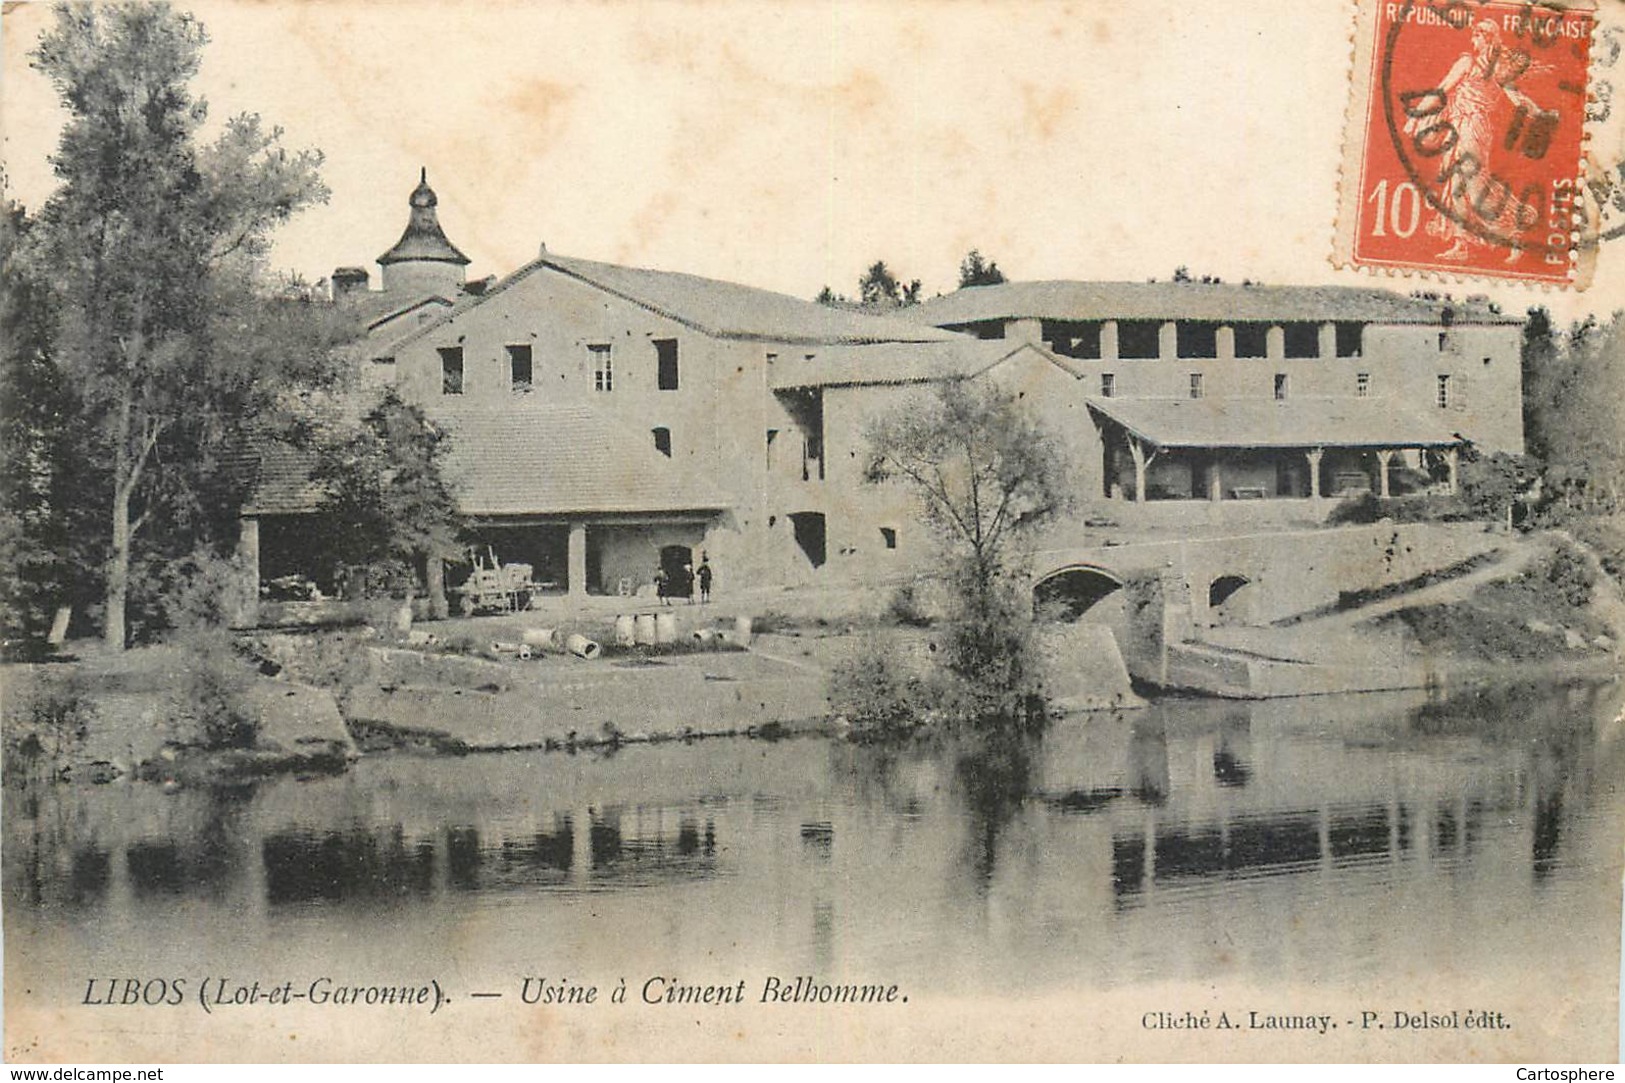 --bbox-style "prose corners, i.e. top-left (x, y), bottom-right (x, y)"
top-left (1336, 0), bottom-right (1596, 286)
